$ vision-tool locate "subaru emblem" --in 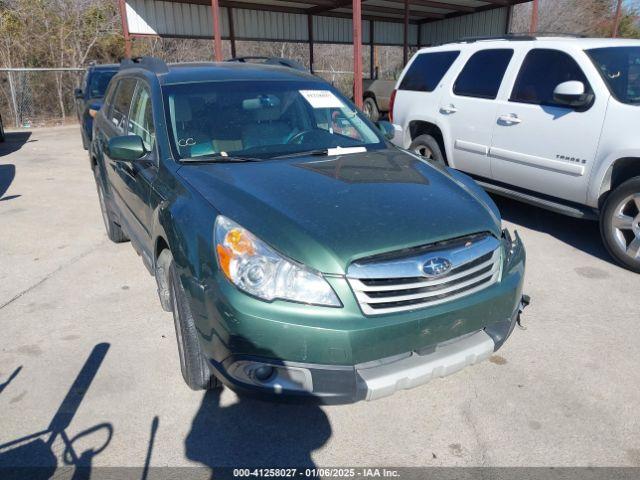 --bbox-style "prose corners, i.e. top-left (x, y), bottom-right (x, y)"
top-left (422, 257), bottom-right (452, 278)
